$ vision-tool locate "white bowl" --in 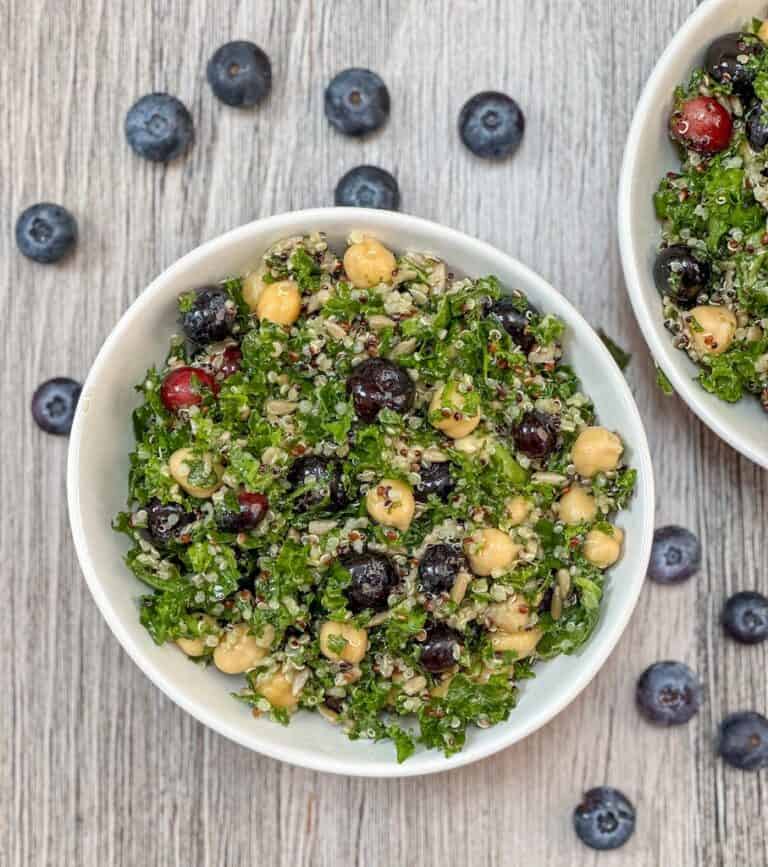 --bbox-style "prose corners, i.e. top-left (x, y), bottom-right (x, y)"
top-left (619, 0), bottom-right (768, 467)
top-left (67, 207), bottom-right (654, 777)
